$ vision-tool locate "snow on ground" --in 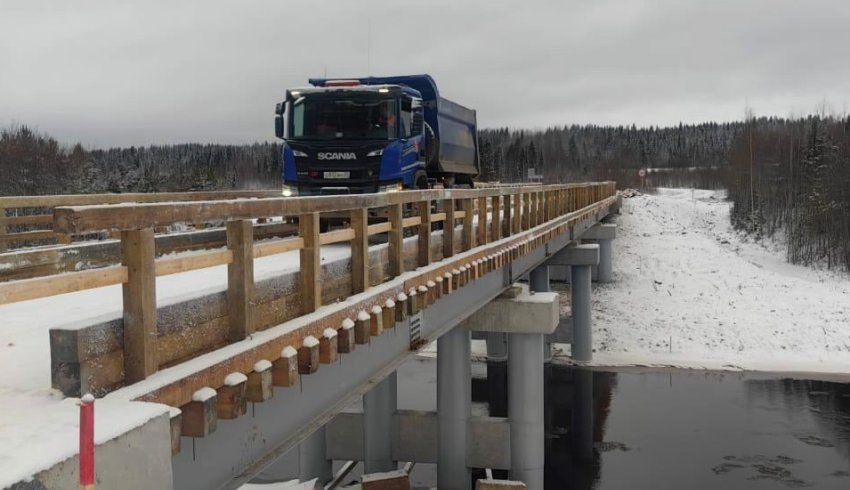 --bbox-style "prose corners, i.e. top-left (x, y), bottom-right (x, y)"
top-left (0, 243), bottom-right (350, 486)
top-left (560, 188), bottom-right (850, 373)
